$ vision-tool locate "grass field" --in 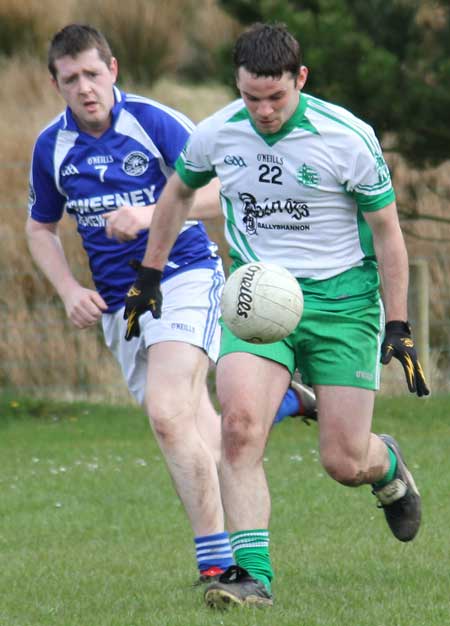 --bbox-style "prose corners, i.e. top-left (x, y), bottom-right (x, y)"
top-left (1, 394), bottom-right (449, 626)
